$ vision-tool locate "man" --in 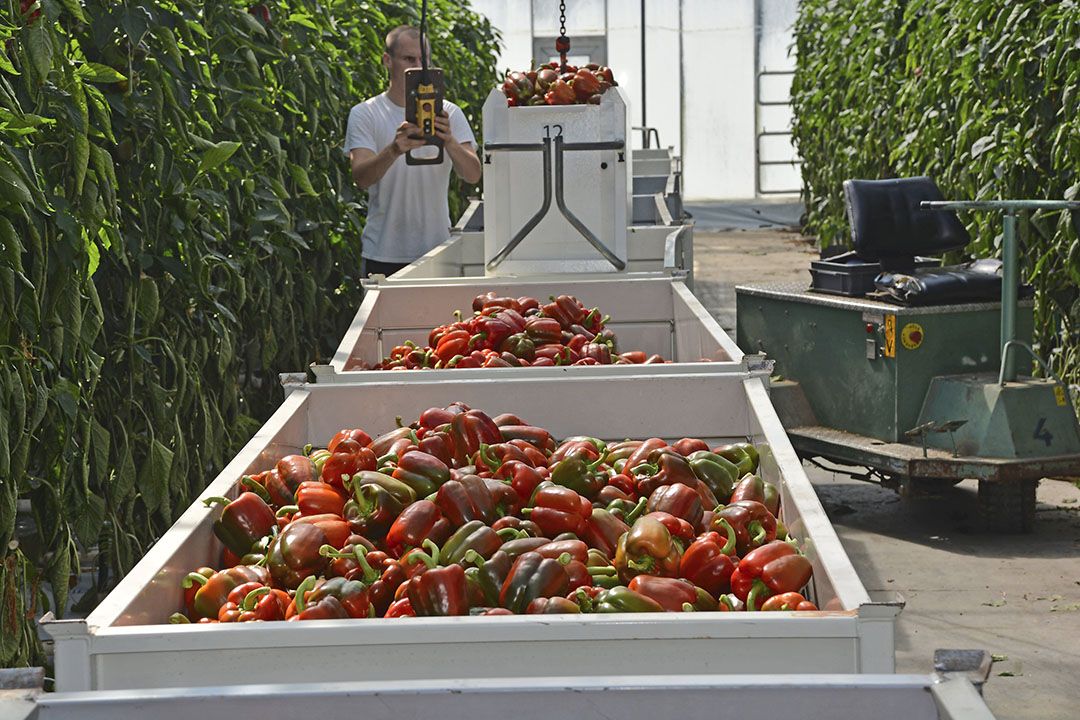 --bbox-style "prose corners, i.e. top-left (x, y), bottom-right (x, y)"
top-left (344, 25), bottom-right (483, 278)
